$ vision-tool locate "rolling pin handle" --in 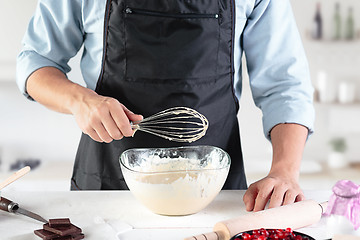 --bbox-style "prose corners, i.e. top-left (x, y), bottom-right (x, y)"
top-left (184, 231), bottom-right (222, 240)
top-left (319, 201), bottom-right (328, 214)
